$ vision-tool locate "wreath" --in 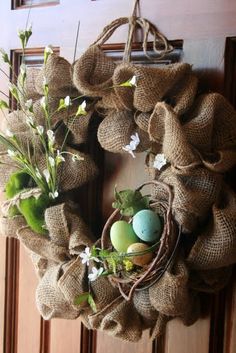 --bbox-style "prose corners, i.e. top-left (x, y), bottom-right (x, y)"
top-left (0, 11), bottom-right (236, 343)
